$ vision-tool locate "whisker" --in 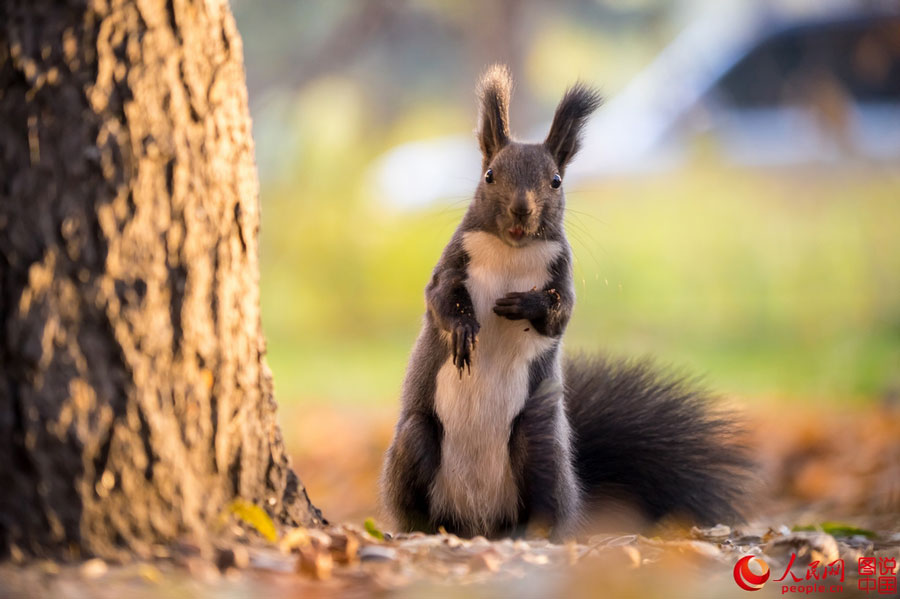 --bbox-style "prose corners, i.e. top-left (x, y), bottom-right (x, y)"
top-left (565, 220), bottom-right (606, 275)
top-left (566, 207), bottom-right (607, 226)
